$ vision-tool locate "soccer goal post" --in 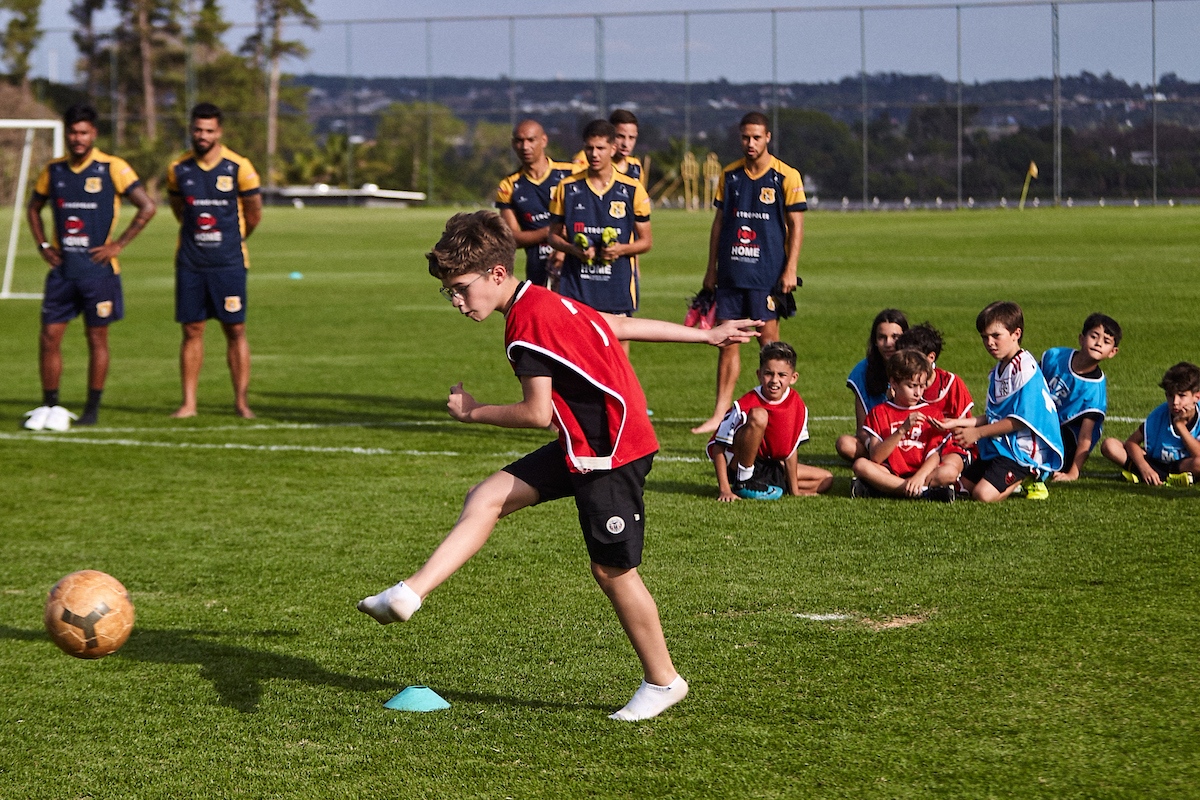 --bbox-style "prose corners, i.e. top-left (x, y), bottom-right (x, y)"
top-left (1, 119), bottom-right (63, 300)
